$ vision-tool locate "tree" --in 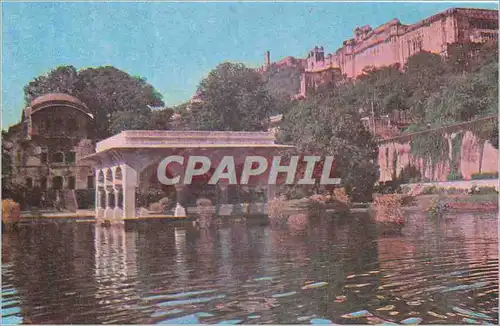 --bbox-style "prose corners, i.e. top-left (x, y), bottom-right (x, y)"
top-left (350, 65), bottom-right (409, 117)
top-left (108, 108), bottom-right (174, 134)
top-left (2, 136), bottom-right (13, 197)
top-left (108, 111), bottom-right (151, 134)
top-left (189, 62), bottom-right (275, 131)
top-left (23, 65), bottom-right (164, 138)
top-left (24, 66), bottom-right (80, 104)
top-left (424, 58), bottom-right (498, 125)
top-left (262, 64), bottom-right (303, 113)
top-left (148, 108), bottom-right (174, 130)
top-left (404, 52), bottom-right (446, 122)
top-left (279, 91), bottom-right (379, 201)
